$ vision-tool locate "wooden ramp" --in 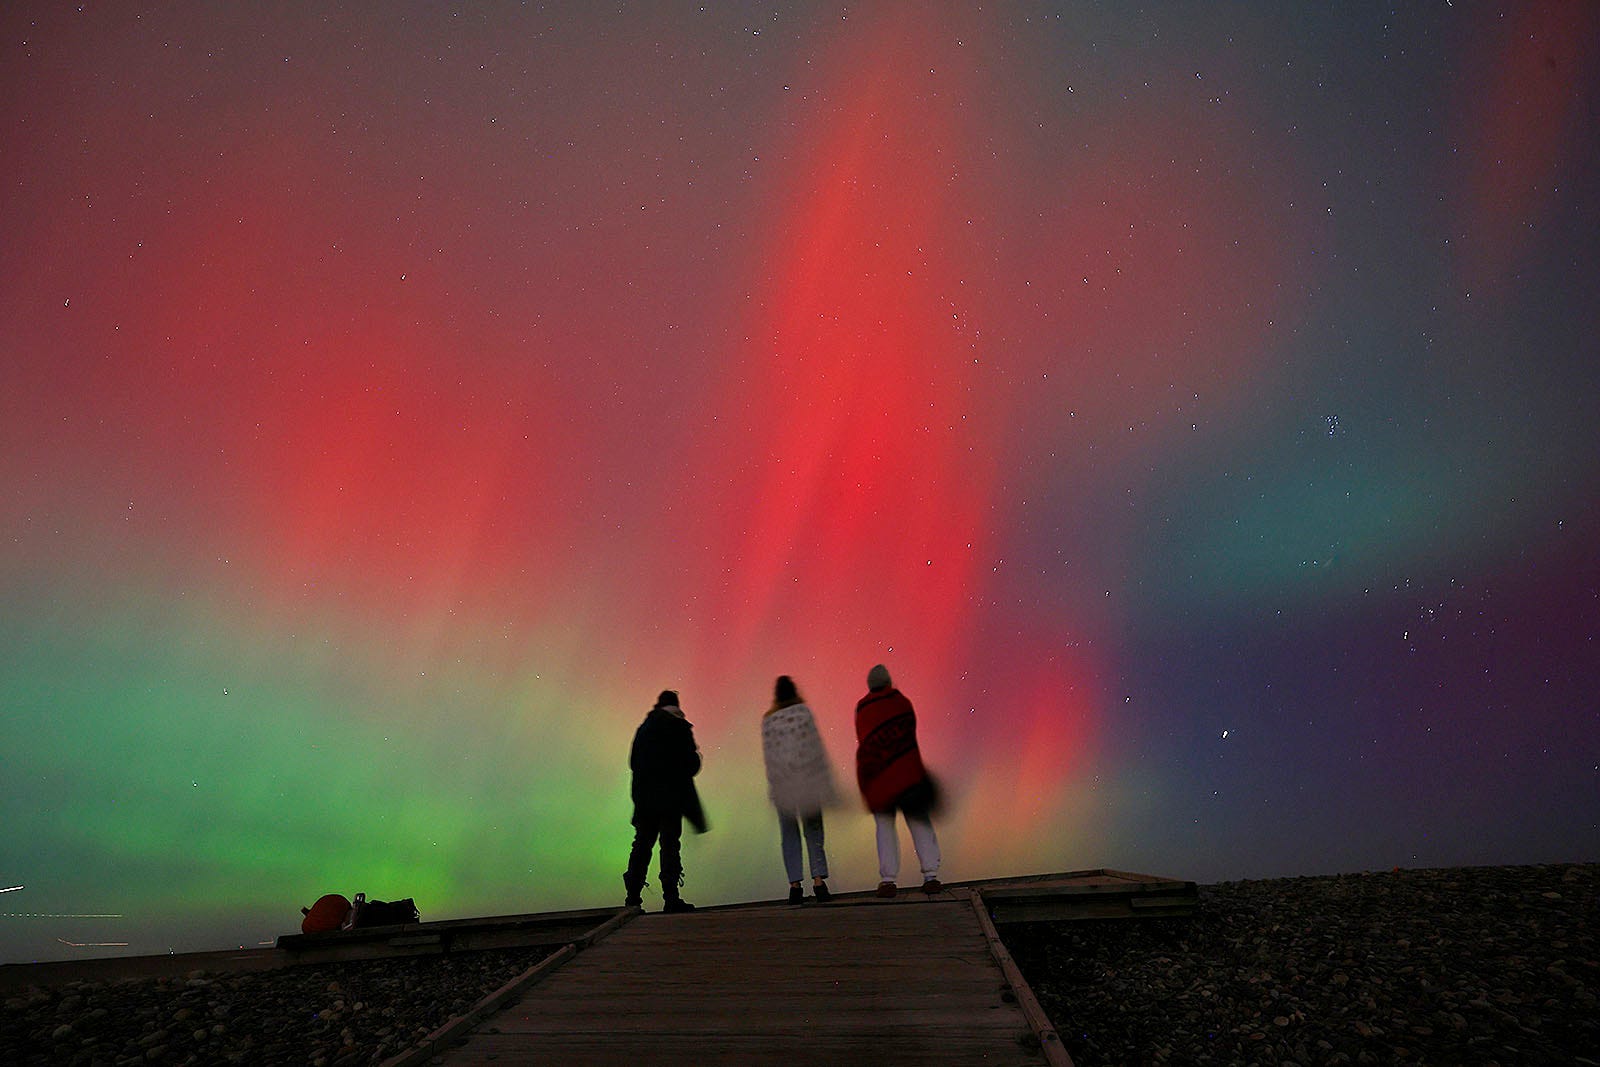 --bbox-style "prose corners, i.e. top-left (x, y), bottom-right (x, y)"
top-left (424, 891), bottom-right (1059, 1066)
top-left (976, 868), bottom-right (1197, 922)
